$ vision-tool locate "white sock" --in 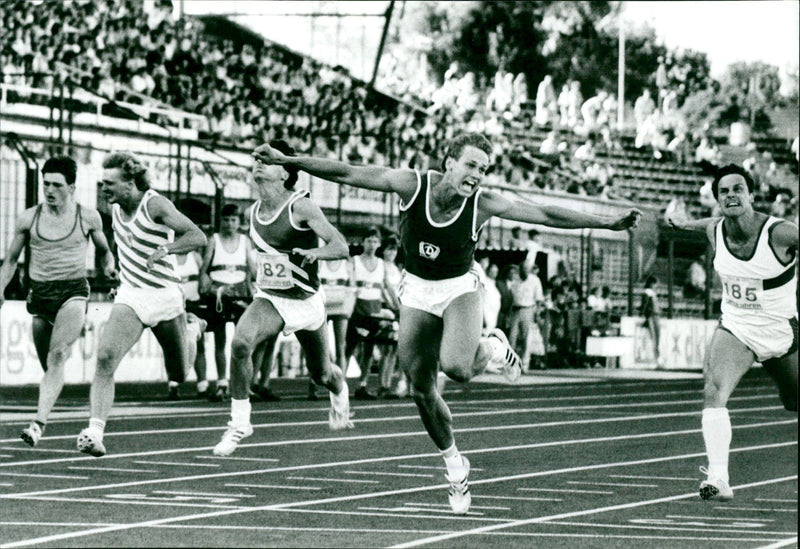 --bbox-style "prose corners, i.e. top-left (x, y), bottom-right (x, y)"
top-left (88, 418), bottom-right (106, 438)
top-left (330, 384), bottom-right (349, 409)
top-left (230, 398), bottom-right (252, 427)
top-left (441, 443), bottom-right (465, 478)
top-left (197, 380), bottom-right (209, 392)
top-left (217, 379), bottom-right (229, 388)
top-left (168, 381), bottom-right (179, 388)
top-left (702, 407), bottom-right (731, 483)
